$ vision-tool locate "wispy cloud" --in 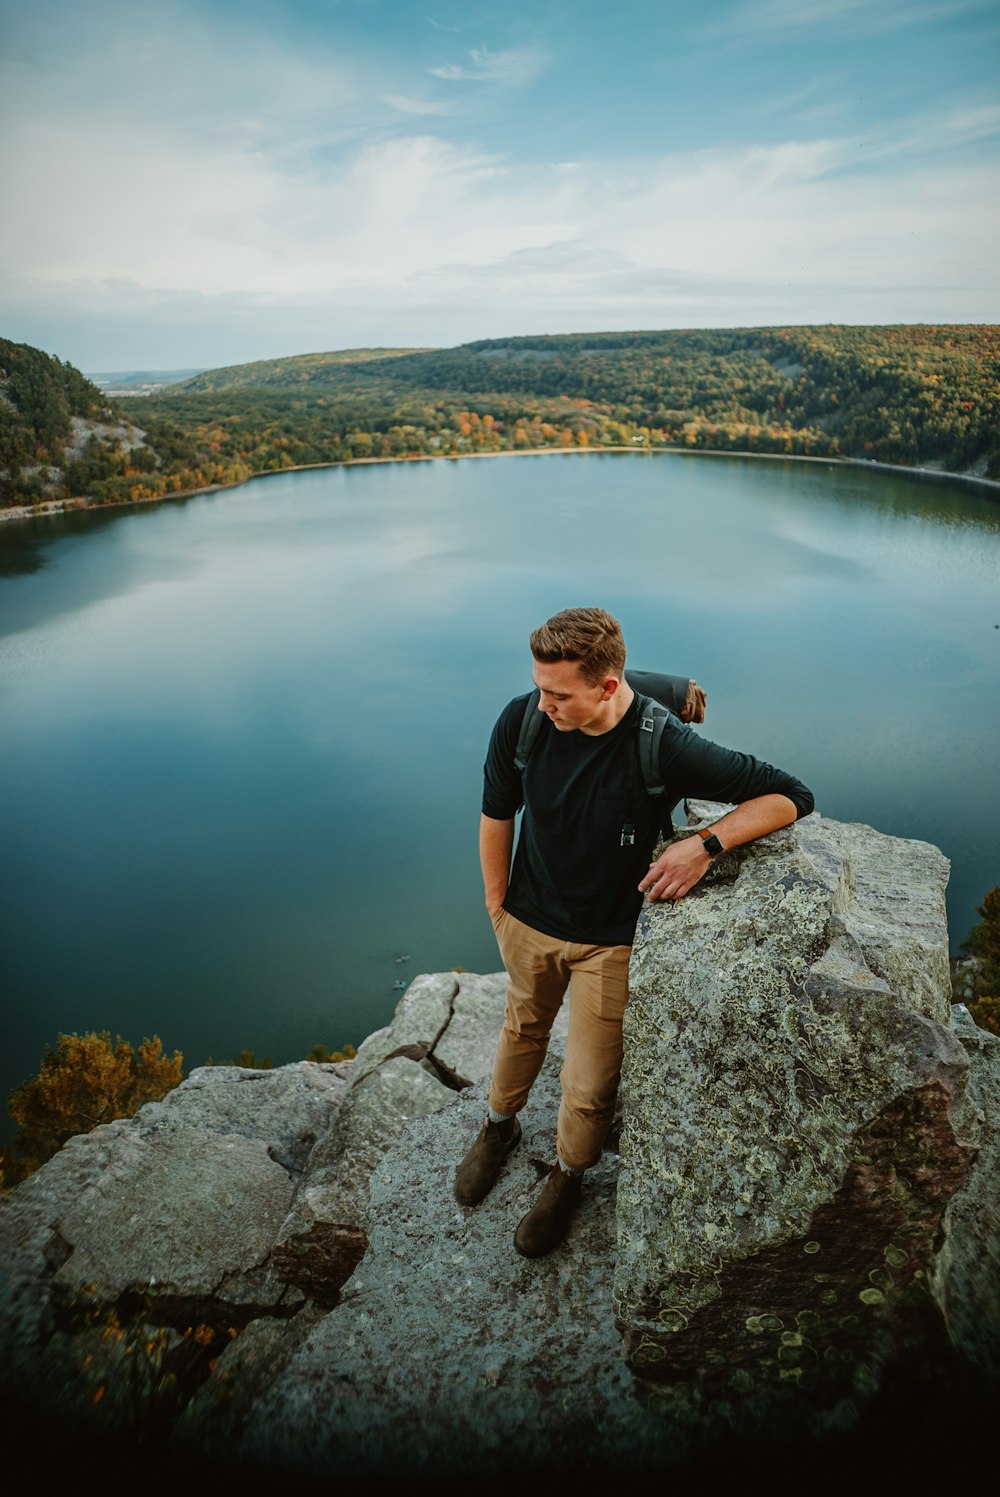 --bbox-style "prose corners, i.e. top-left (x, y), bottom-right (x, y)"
top-left (381, 93), bottom-right (456, 116)
top-left (857, 99), bottom-right (1000, 160)
top-left (4, 129), bottom-right (995, 322)
top-left (752, 71), bottom-right (848, 119)
top-left (712, 0), bottom-right (990, 37)
top-left (805, 96), bottom-right (1000, 174)
top-left (0, 2), bottom-right (371, 157)
top-left (429, 46), bottom-right (544, 85)
top-left (1, 0), bottom-right (995, 367)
